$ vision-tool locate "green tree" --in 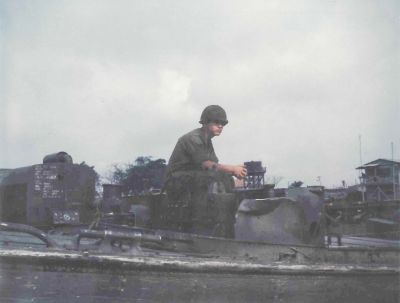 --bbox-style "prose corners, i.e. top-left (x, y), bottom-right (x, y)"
top-left (289, 181), bottom-right (304, 188)
top-left (109, 156), bottom-right (166, 195)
